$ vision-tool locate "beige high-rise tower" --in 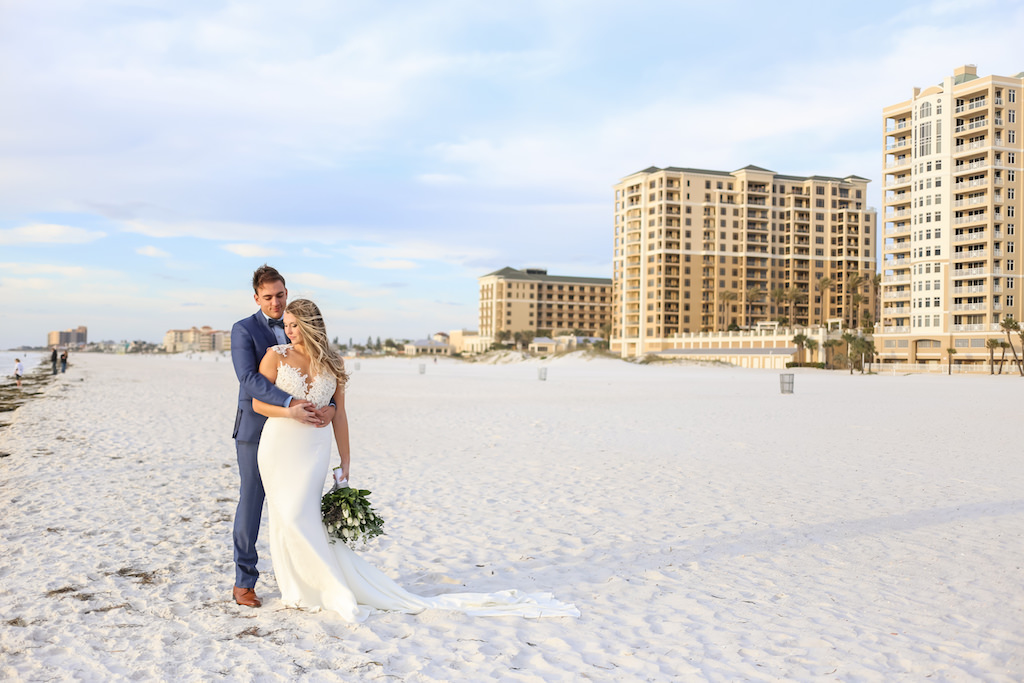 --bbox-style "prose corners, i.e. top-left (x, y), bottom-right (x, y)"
top-left (611, 166), bottom-right (877, 357)
top-left (878, 65), bottom-right (1024, 365)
